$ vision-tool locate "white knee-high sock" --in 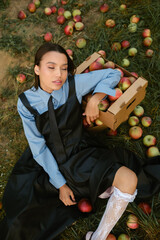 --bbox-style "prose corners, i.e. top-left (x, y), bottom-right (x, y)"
top-left (87, 187), bottom-right (137, 240)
